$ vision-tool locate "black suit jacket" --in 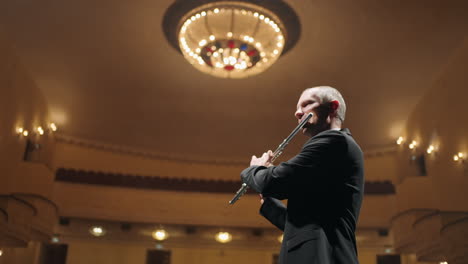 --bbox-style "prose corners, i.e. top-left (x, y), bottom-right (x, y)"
top-left (241, 129), bottom-right (364, 264)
